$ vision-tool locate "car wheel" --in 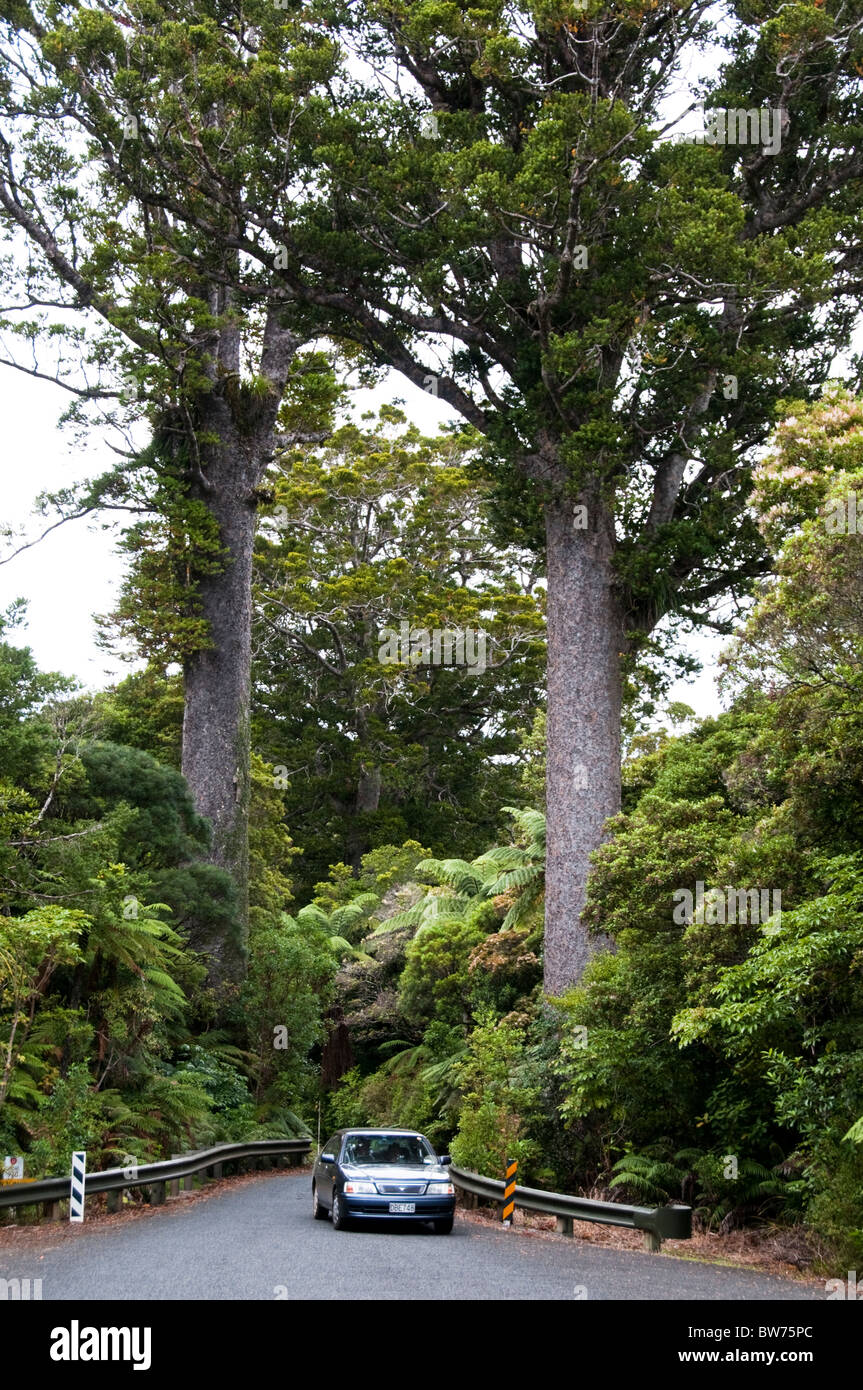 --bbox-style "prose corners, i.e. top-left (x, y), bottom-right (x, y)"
top-left (433, 1216), bottom-right (454, 1234)
top-left (331, 1190), bottom-right (350, 1231)
top-left (312, 1183), bottom-right (328, 1220)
